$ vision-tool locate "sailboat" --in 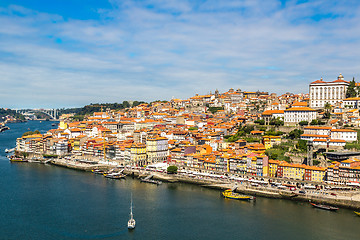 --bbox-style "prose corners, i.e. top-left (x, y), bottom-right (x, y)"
top-left (127, 195), bottom-right (136, 230)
